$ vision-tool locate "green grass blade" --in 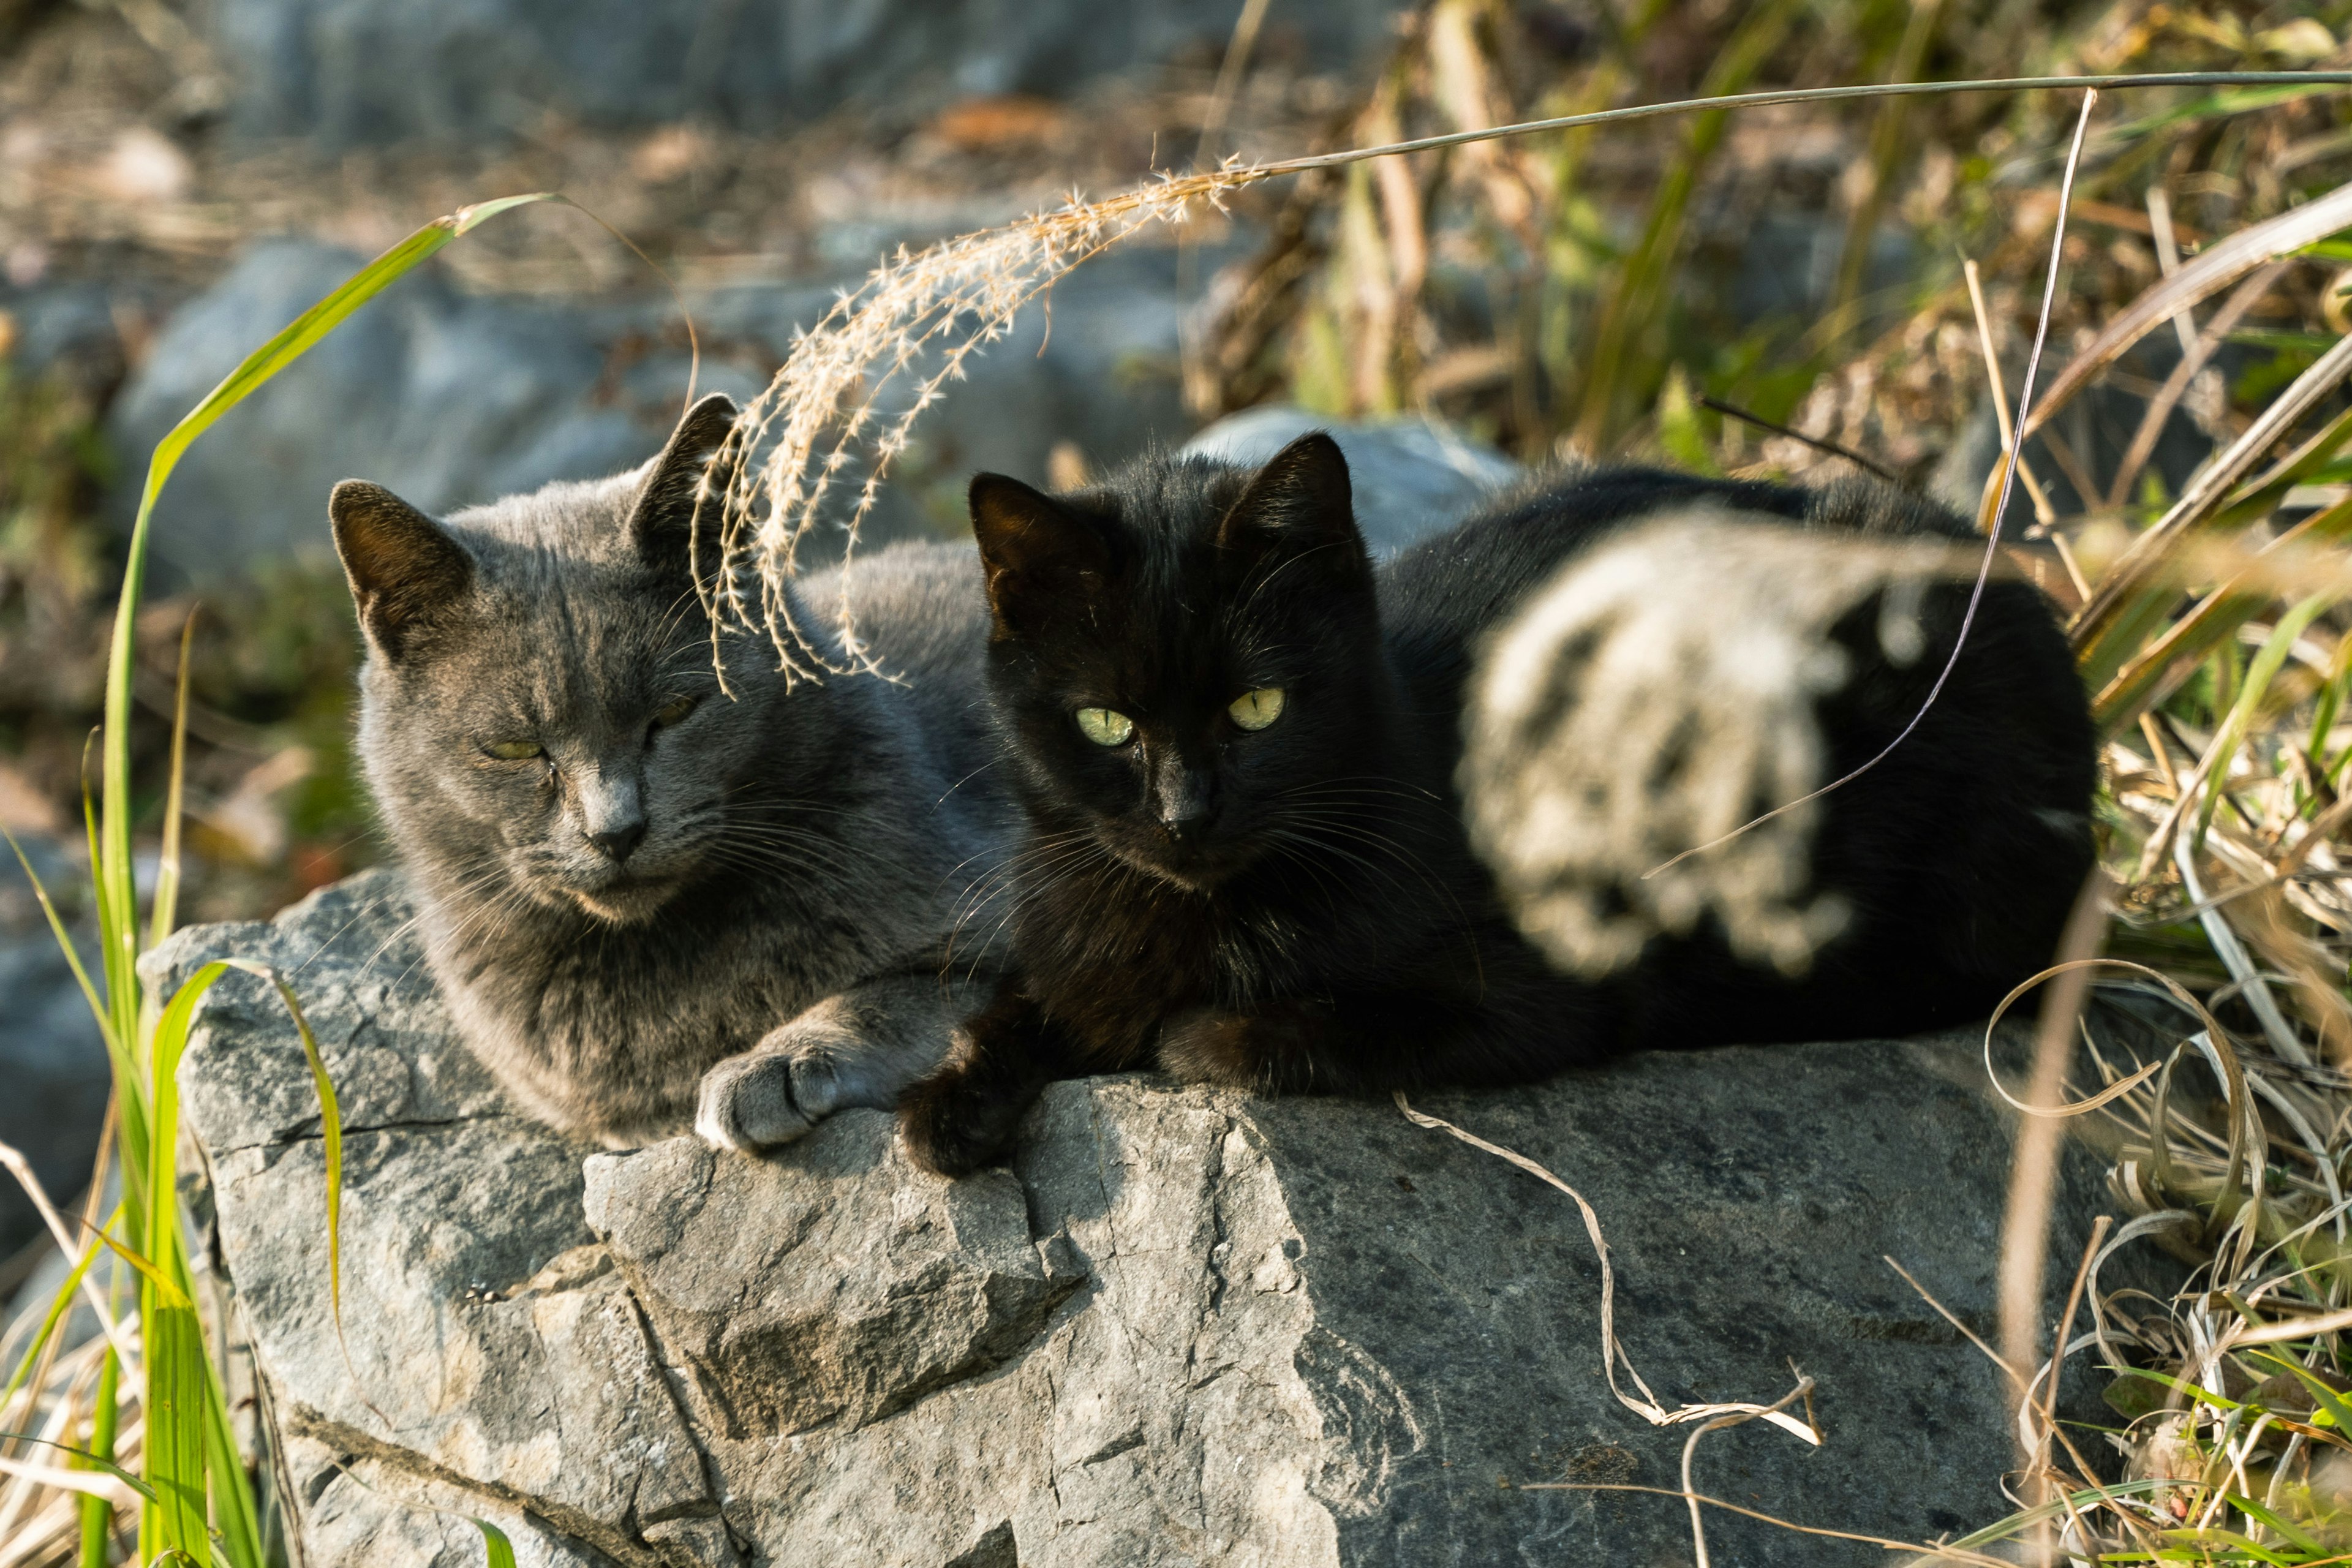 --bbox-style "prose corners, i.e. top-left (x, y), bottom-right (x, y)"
top-left (94, 191), bottom-right (562, 1046)
top-left (194, 1289), bottom-right (262, 1568)
top-left (2247, 1349), bottom-right (2352, 1434)
top-left (79, 1343), bottom-right (121, 1568)
top-left (2195, 594), bottom-right (2333, 844)
top-left (222, 963), bottom-right (343, 1333)
top-left (0, 825), bottom-right (122, 1068)
top-left (1942, 1477), bottom-right (2171, 1549)
top-left (146, 963), bottom-right (226, 1303)
top-left (82, 743), bottom-right (137, 1084)
top-left (2087, 494), bottom-right (2352, 728)
top-left (1569, 0), bottom-right (1800, 447)
top-left (0, 1232), bottom-right (102, 1414)
top-left (77, 1219), bottom-right (186, 1310)
top-left (2222, 1491), bottom-right (2328, 1556)
top-left (149, 611), bottom-right (195, 949)
top-left (145, 960), bottom-right (227, 1556)
top-left (143, 1297), bottom-right (208, 1559)
top-left (473, 1518), bottom-right (519, 1568)
top-left (0, 1430), bottom-right (161, 1506)
top-left (2106, 81), bottom-right (2343, 143)
top-left (2311, 627), bottom-right (2352, 763)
